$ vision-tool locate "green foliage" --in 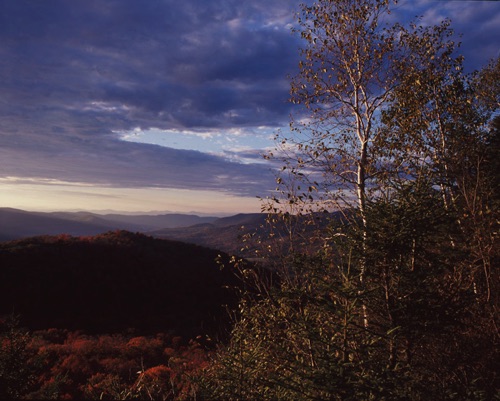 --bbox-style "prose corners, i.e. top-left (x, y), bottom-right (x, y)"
top-left (207, 243), bottom-right (447, 400)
